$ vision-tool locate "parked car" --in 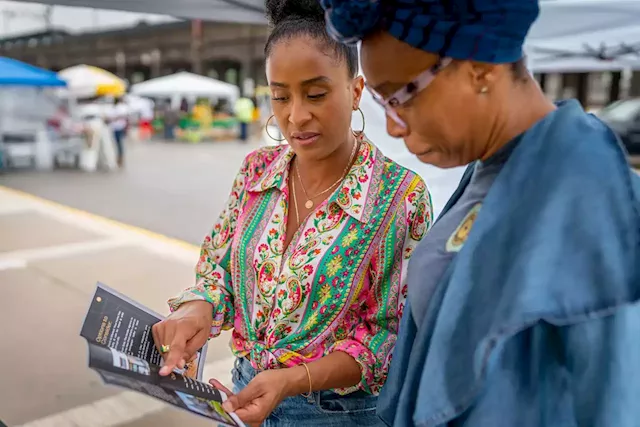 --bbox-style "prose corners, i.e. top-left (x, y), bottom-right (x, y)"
top-left (597, 98), bottom-right (640, 155)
